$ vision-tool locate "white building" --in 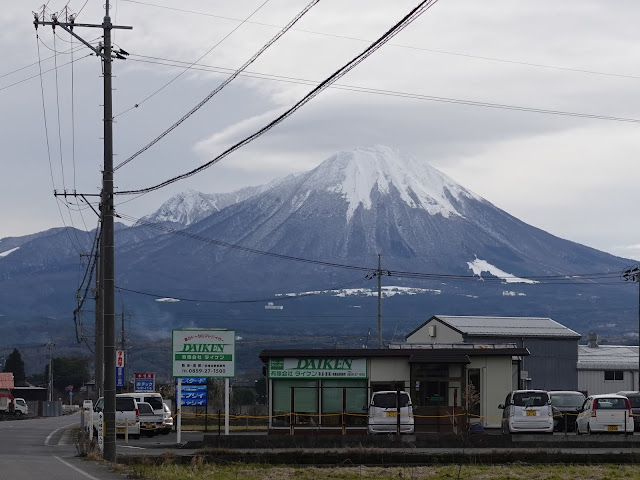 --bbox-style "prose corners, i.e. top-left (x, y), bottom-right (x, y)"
top-left (577, 334), bottom-right (639, 395)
